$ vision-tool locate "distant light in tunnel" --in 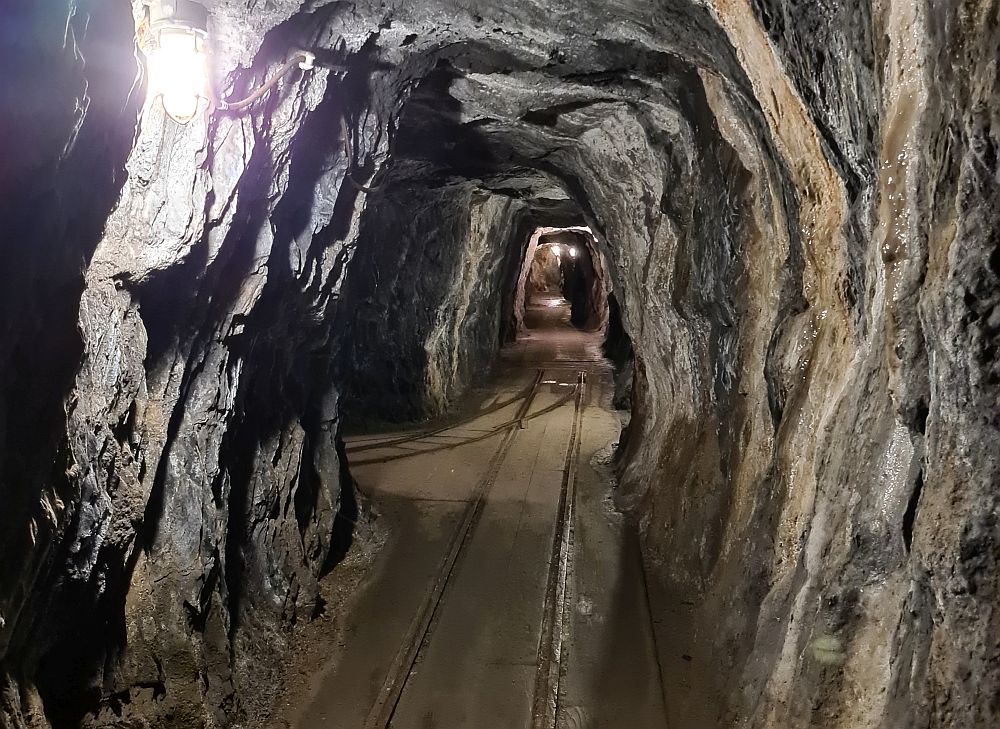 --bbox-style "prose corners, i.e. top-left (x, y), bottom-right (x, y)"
top-left (568, 247), bottom-right (578, 258)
